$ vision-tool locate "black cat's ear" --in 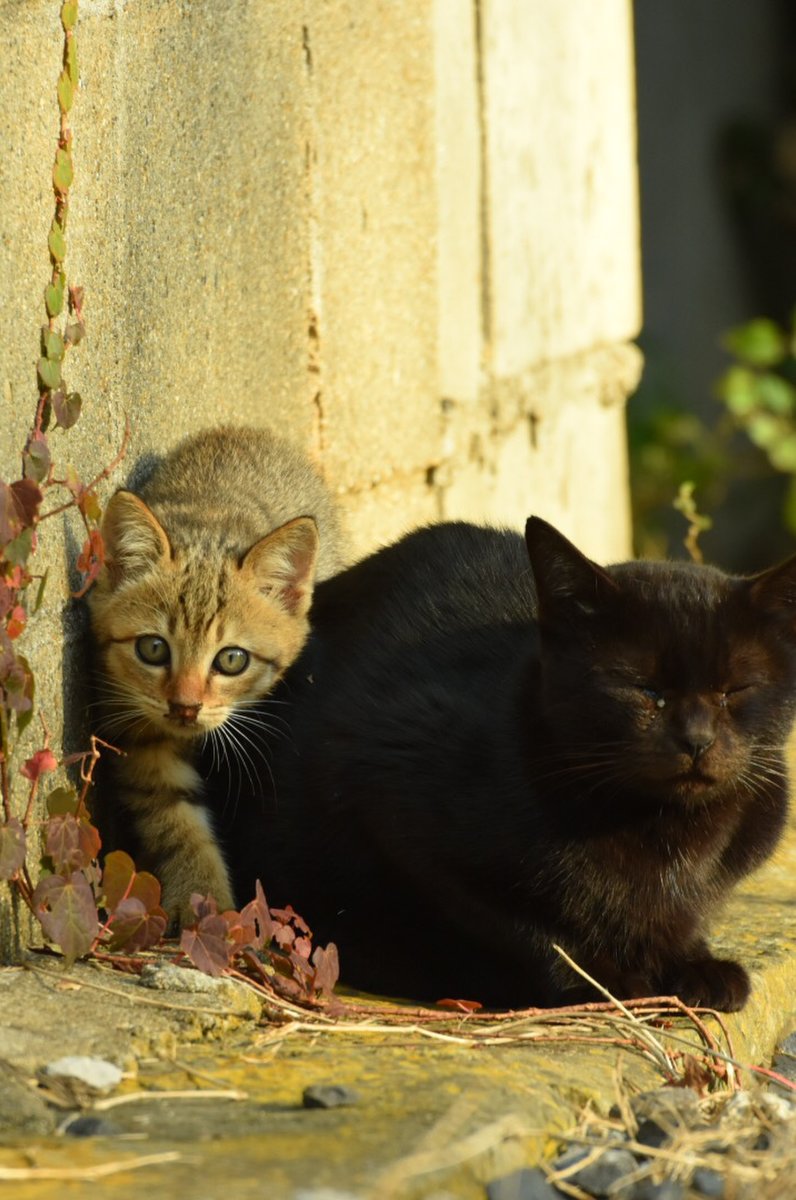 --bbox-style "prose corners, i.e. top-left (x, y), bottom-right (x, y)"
top-left (101, 490), bottom-right (172, 588)
top-left (747, 552), bottom-right (796, 616)
top-left (241, 516), bottom-right (320, 617)
top-left (525, 516), bottom-right (618, 621)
